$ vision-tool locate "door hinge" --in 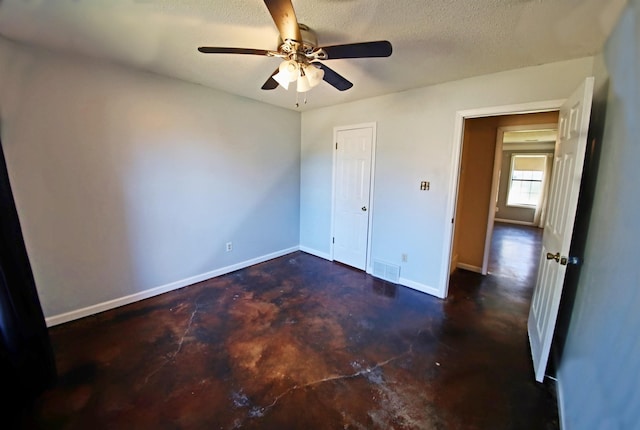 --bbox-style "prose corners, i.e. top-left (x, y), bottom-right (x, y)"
top-left (335, 142), bottom-right (338, 150)
top-left (332, 237), bottom-right (335, 244)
